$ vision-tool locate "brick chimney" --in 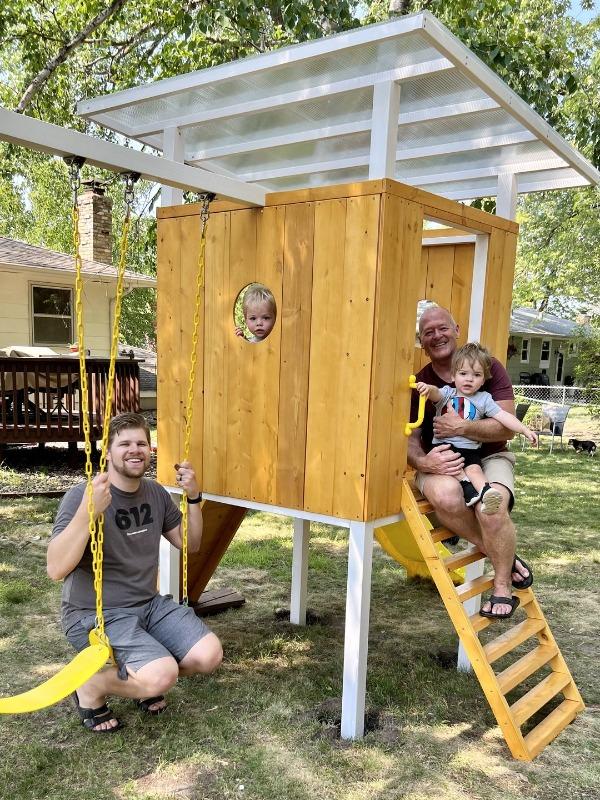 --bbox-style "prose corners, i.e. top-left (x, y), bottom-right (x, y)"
top-left (77, 180), bottom-right (113, 264)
